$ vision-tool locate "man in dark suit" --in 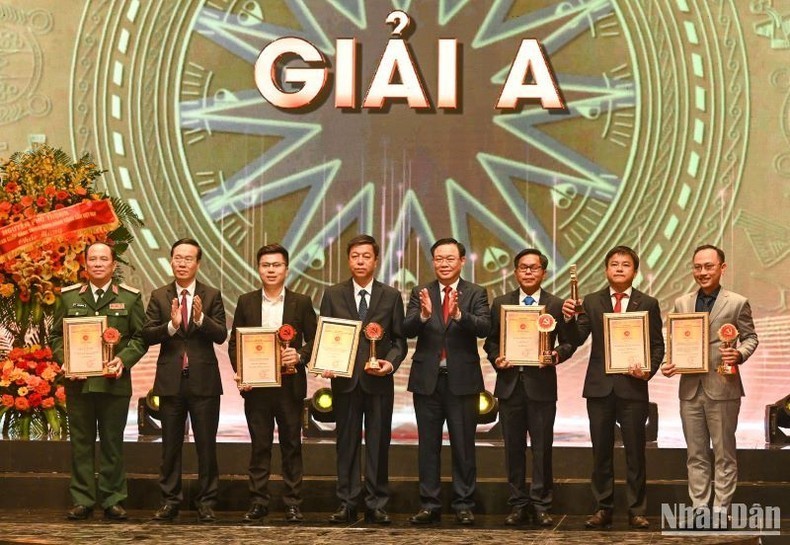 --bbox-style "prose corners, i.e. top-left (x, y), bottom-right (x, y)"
top-left (562, 245), bottom-right (664, 529)
top-left (661, 245), bottom-right (758, 524)
top-left (228, 243), bottom-right (317, 524)
top-left (404, 237), bottom-right (491, 525)
top-left (319, 234), bottom-right (407, 524)
top-left (483, 248), bottom-right (576, 527)
top-left (142, 238), bottom-right (228, 523)
top-left (51, 242), bottom-right (147, 522)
